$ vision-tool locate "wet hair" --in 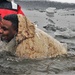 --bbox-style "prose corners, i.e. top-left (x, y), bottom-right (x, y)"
top-left (3, 14), bottom-right (18, 32)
